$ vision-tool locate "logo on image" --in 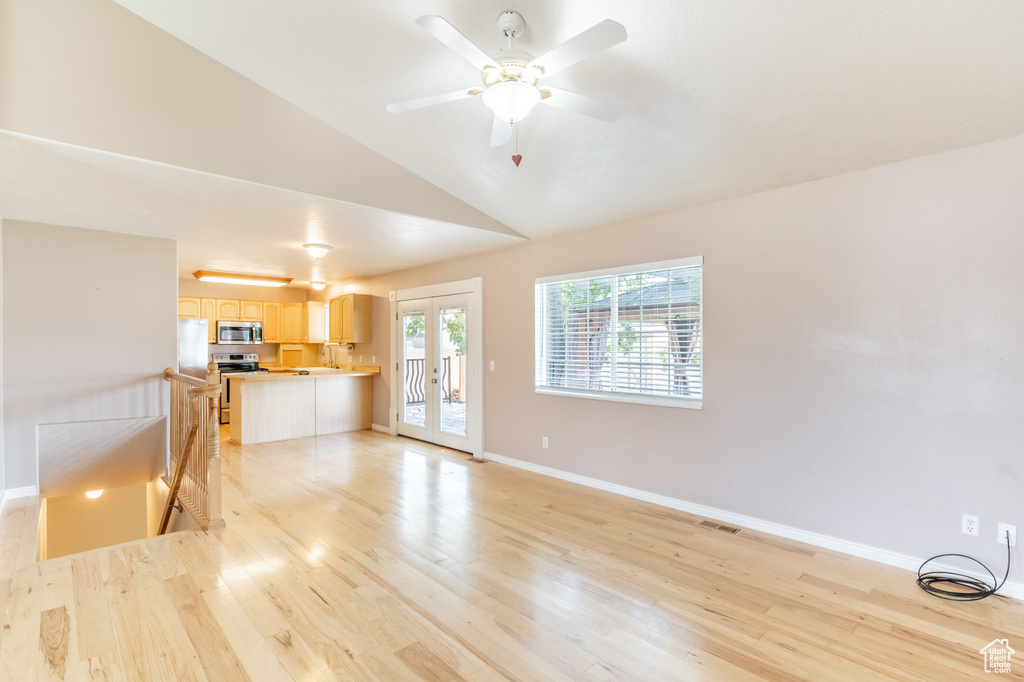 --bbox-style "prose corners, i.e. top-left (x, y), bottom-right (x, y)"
top-left (981, 639), bottom-right (1014, 674)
